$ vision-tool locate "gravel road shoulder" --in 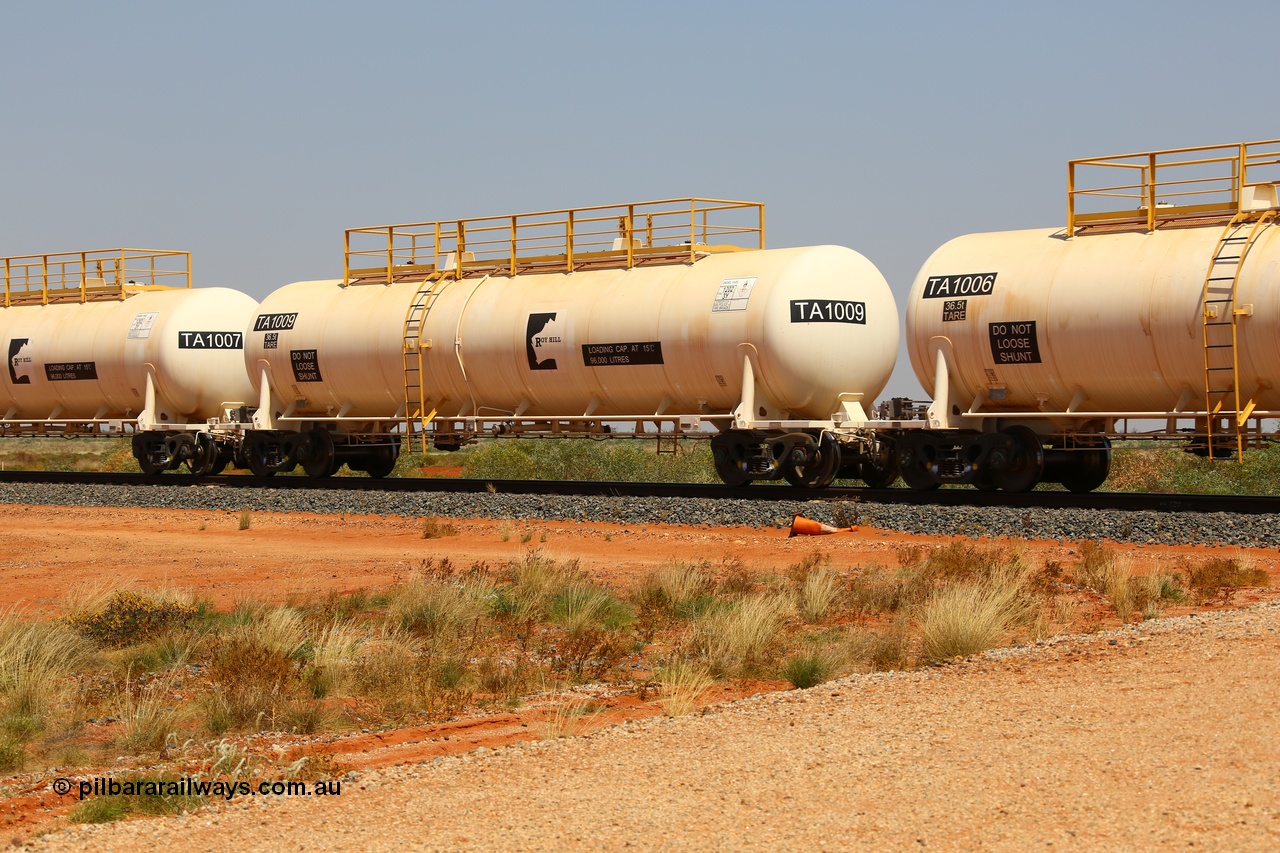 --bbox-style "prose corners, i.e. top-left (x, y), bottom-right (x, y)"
top-left (34, 603), bottom-right (1280, 852)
